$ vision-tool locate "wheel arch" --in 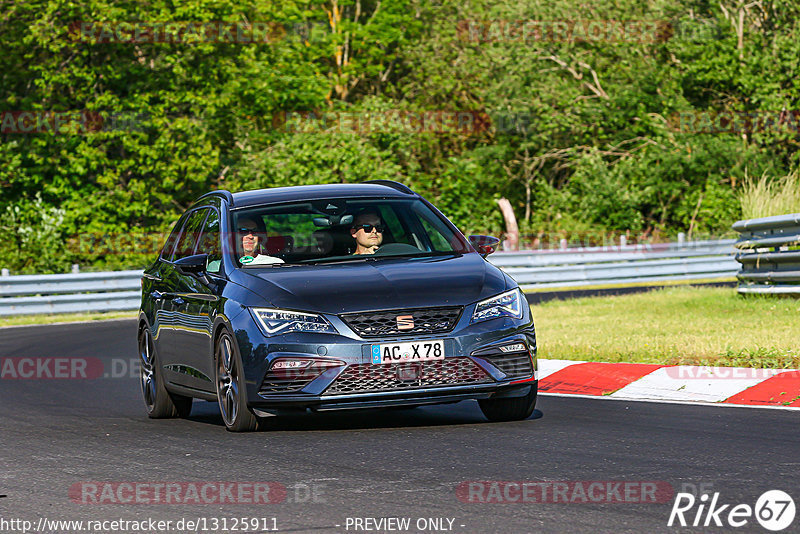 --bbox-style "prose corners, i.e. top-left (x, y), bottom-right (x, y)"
top-left (211, 316), bottom-right (235, 360)
top-left (138, 311), bottom-right (151, 336)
